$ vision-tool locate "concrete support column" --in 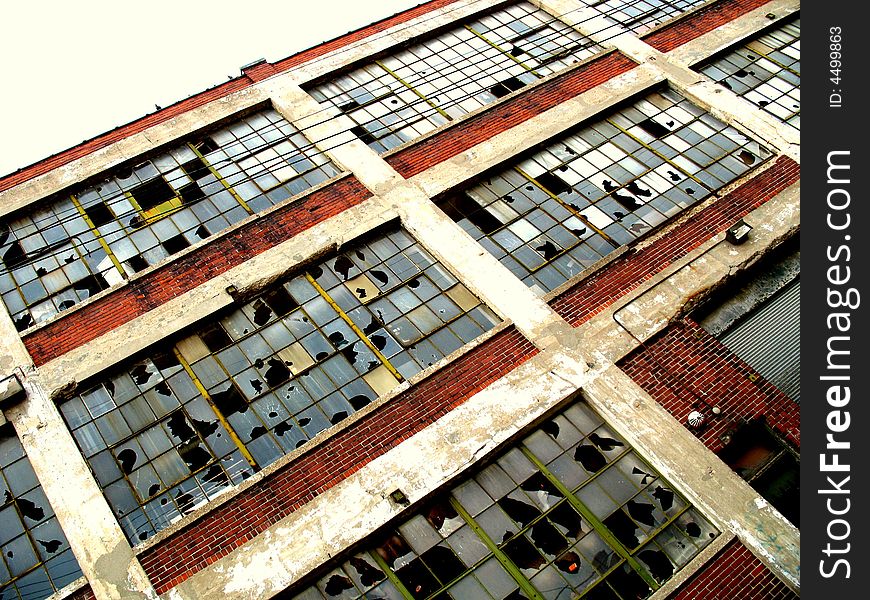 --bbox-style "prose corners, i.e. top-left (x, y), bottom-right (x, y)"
top-left (7, 370), bottom-right (158, 600)
top-left (580, 365), bottom-right (800, 590)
